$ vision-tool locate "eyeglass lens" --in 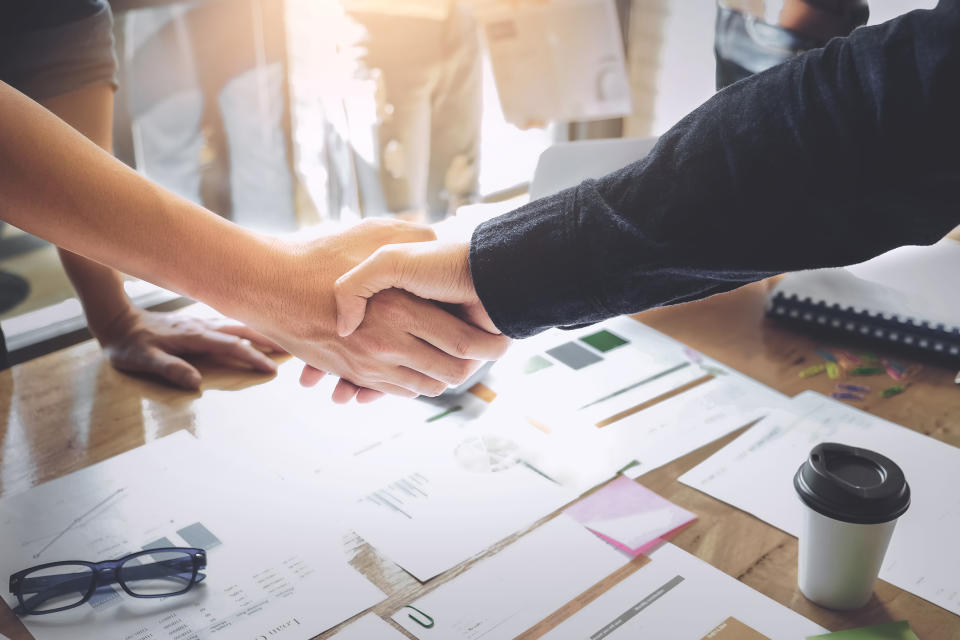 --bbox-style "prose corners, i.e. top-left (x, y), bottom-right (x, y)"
top-left (120, 550), bottom-right (196, 596)
top-left (18, 564), bottom-right (94, 613)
